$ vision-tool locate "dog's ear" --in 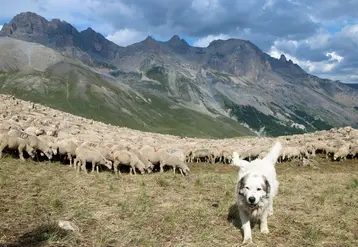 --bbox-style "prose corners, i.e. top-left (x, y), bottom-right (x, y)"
top-left (238, 175), bottom-right (248, 196)
top-left (262, 175), bottom-right (271, 195)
